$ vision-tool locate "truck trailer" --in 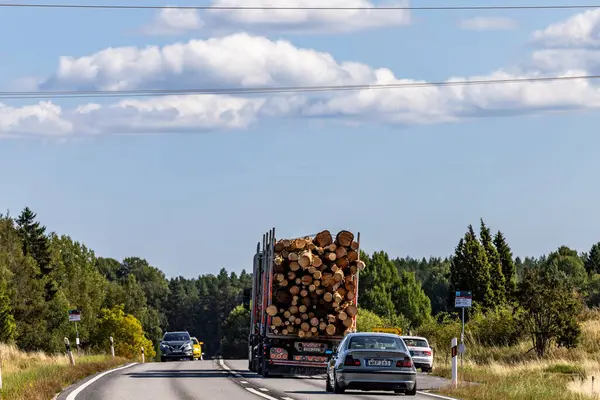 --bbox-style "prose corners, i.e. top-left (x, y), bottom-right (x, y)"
top-left (244, 228), bottom-right (363, 377)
